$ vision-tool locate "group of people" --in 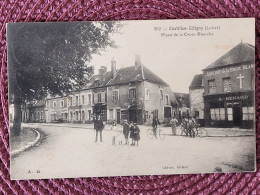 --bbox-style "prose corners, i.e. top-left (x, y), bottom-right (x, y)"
top-left (122, 120), bottom-right (140, 146)
top-left (93, 114), bottom-right (199, 143)
top-left (152, 116), bottom-right (178, 138)
top-left (180, 117), bottom-right (198, 138)
top-left (94, 115), bottom-right (140, 146)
